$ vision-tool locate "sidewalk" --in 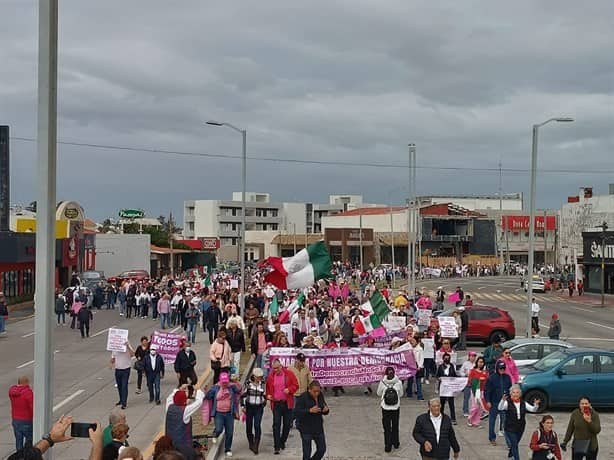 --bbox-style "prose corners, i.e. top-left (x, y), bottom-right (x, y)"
top-left (553, 290), bottom-right (614, 307)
